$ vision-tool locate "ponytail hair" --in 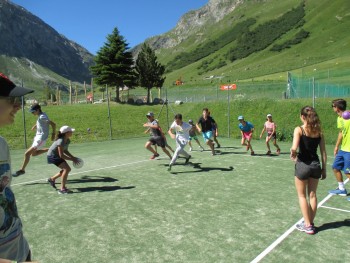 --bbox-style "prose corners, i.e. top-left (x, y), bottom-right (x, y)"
top-left (55, 131), bottom-right (65, 140)
top-left (300, 106), bottom-right (322, 134)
